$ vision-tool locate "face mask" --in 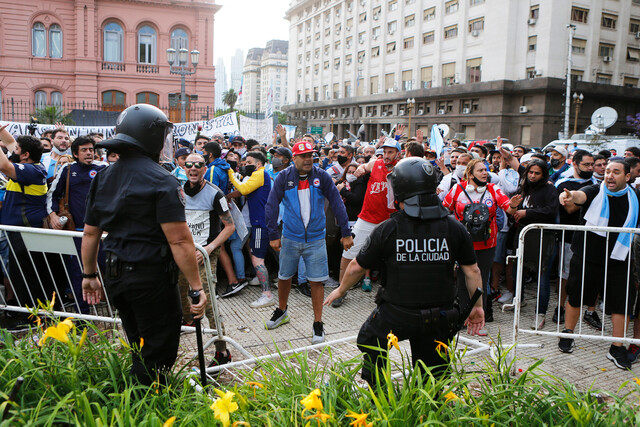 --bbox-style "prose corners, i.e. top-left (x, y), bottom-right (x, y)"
top-left (337, 155), bottom-right (349, 165)
top-left (455, 165), bottom-right (466, 178)
top-left (195, 149), bottom-right (203, 155)
top-left (243, 164), bottom-right (256, 176)
top-left (9, 152), bottom-right (21, 163)
top-left (472, 176), bottom-right (487, 187)
top-left (578, 170), bottom-right (593, 179)
top-left (271, 157), bottom-right (284, 169)
top-left (550, 158), bottom-right (562, 168)
top-left (346, 173), bottom-right (356, 183)
top-left (227, 160), bottom-right (237, 171)
top-left (364, 155), bottom-right (371, 162)
top-left (52, 146), bottom-right (68, 156)
top-left (430, 160), bottom-right (437, 167)
top-left (594, 172), bottom-right (604, 180)
top-left (236, 147), bottom-right (247, 156)
top-left (527, 178), bottom-right (543, 188)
